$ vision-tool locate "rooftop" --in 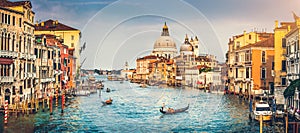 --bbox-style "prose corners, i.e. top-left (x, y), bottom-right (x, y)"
top-left (35, 19), bottom-right (79, 31)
